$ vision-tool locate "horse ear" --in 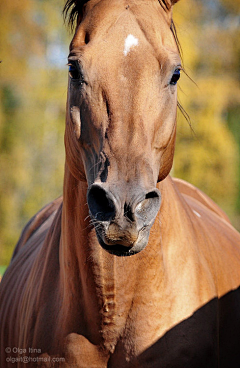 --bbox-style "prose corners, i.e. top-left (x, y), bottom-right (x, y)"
top-left (171, 0), bottom-right (180, 4)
